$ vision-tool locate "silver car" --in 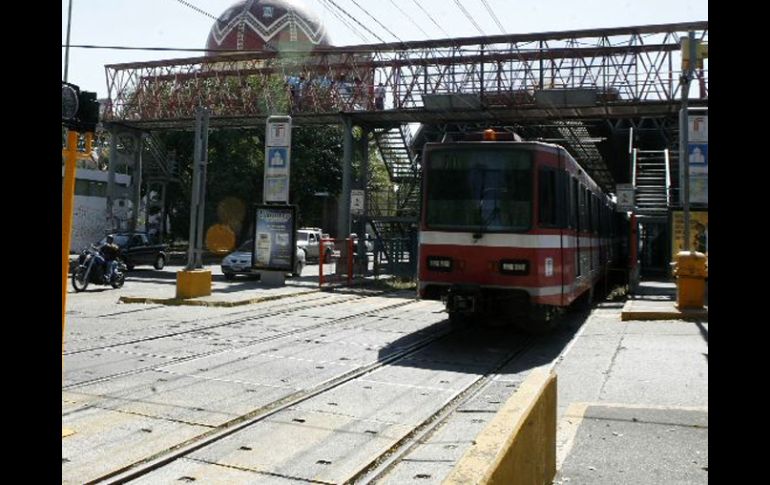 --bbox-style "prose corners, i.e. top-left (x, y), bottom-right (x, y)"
top-left (221, 239), bottom-right (306, 280)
